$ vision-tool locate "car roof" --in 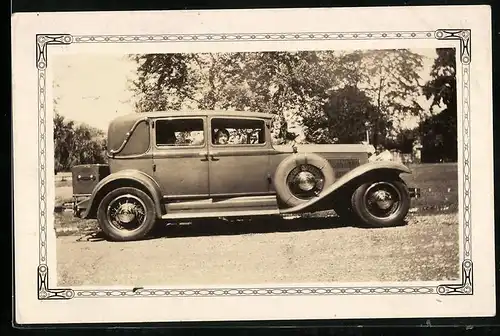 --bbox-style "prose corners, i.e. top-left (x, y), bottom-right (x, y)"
top-left (113, 110), bottom-right (275, 123)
